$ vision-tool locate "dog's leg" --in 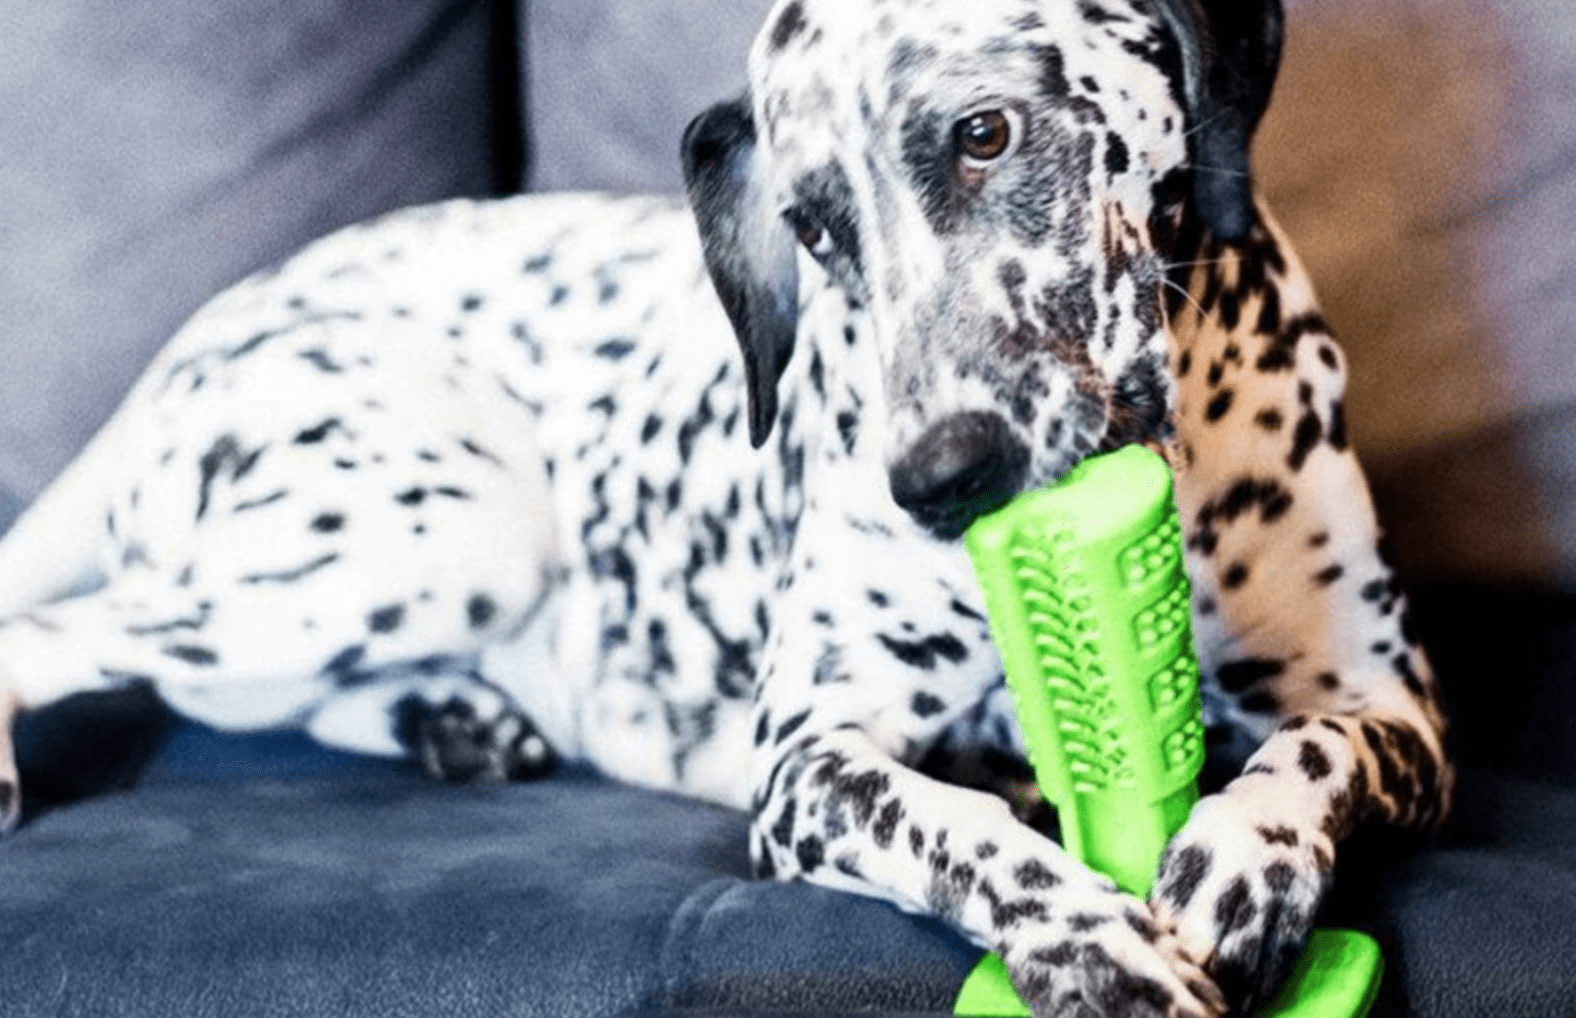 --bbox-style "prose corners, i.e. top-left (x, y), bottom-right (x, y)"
top-left (0, 376), bottom-right (564, 827)
top-left (753, 725), bottom-right (1222, 1018)
top-left (743, 495), bottom-right (1224, 1018)
top-left (0, 536), bottom-right (561, 826)
top-left (1152, 208), bottom-right (1452, 1010)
